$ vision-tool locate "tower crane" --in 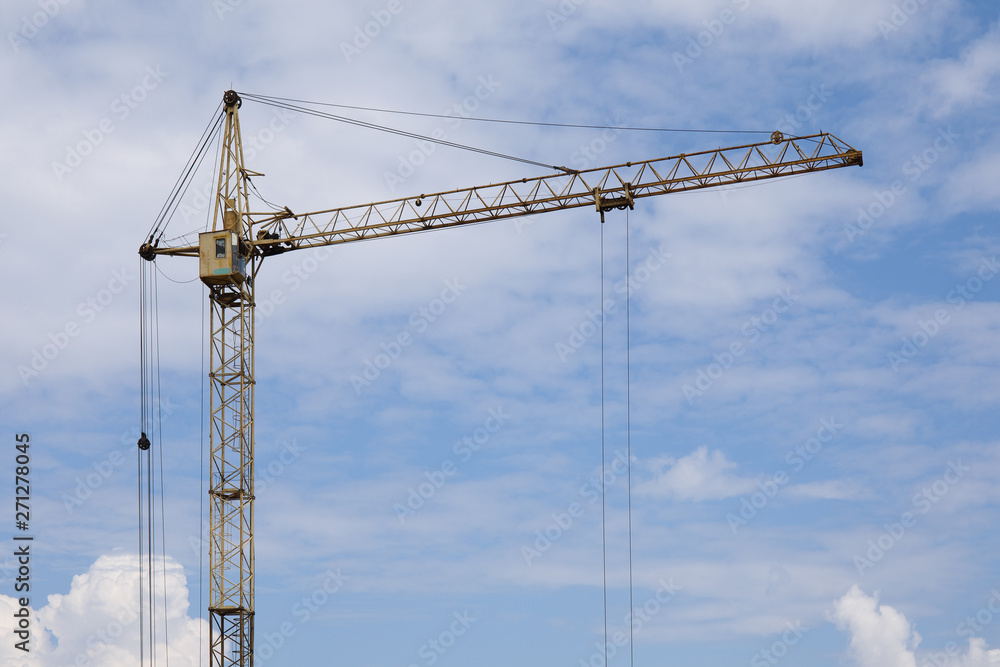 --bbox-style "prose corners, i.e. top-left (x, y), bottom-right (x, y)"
top-left (138, 90), bottom-right (862, 667)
